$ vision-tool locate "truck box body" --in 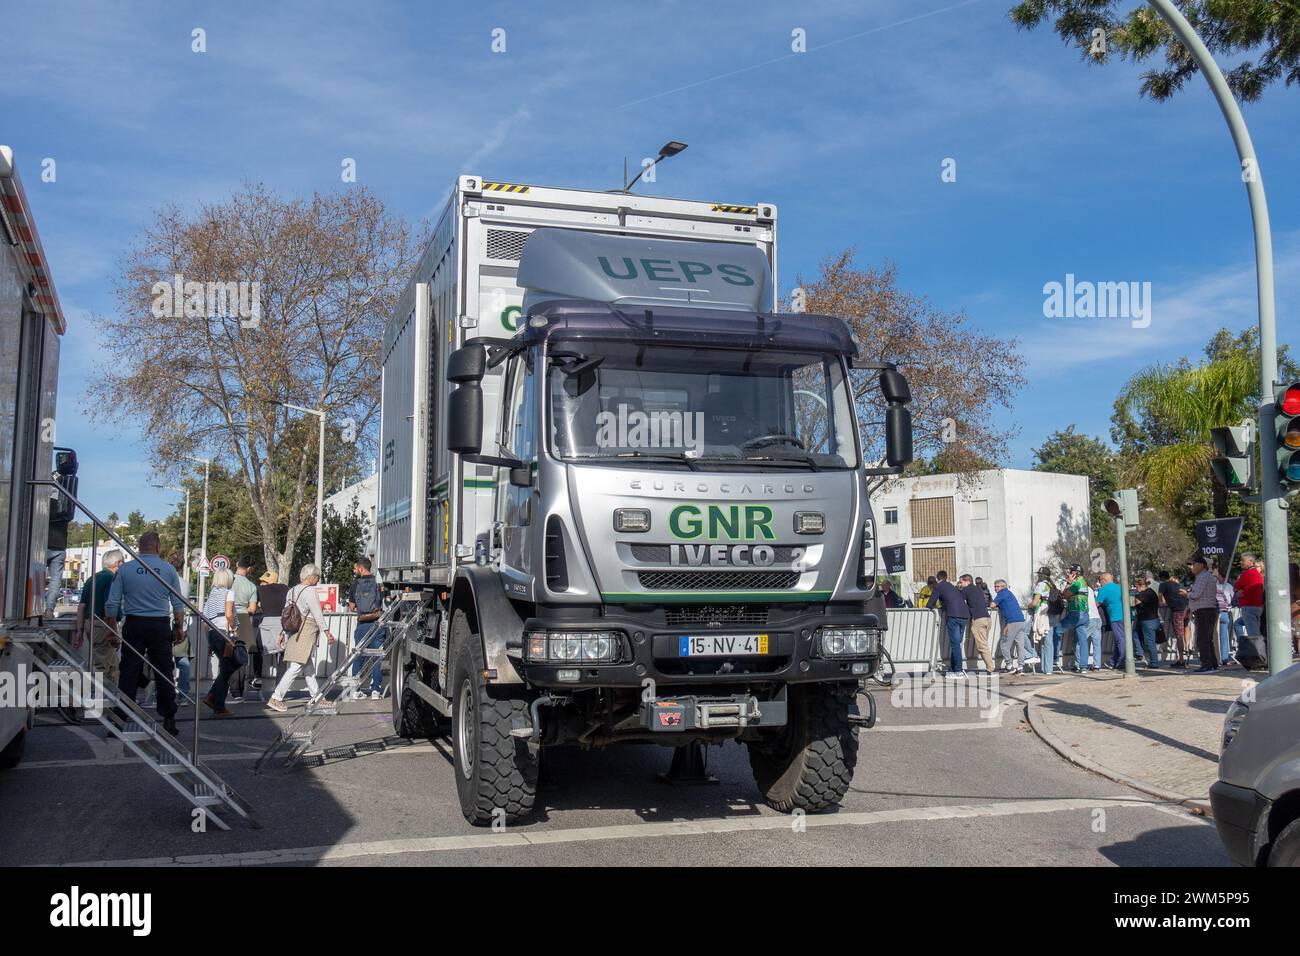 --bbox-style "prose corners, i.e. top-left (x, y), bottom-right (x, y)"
top-left (376, 177), bottom-right (778, 583)
top-left (0, 145), bottom-right (65, 767)
top-left (0, 146), bottom-right (63, 622)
